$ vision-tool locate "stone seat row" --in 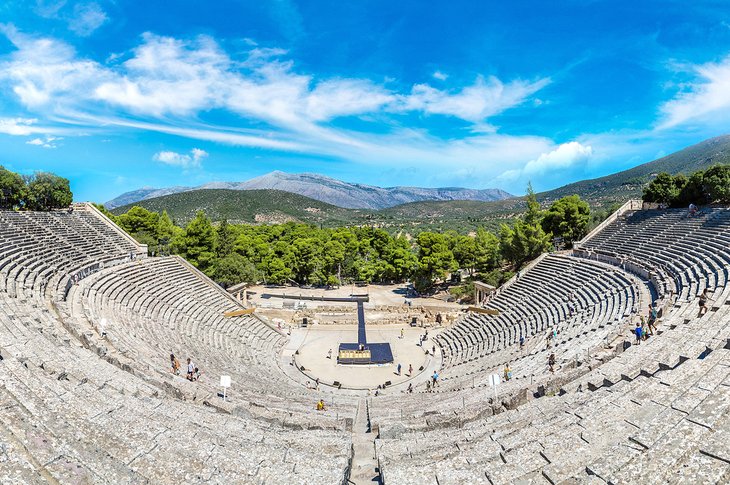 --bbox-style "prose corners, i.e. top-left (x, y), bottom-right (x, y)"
top-left (66, 256), bottom-right (359, 423)
top-left (377, 332), bottom-right (730, 484)
top-left (436, 254), bottom-right (638, 371)
top-left (0, 294), bottom-right (352, 485)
